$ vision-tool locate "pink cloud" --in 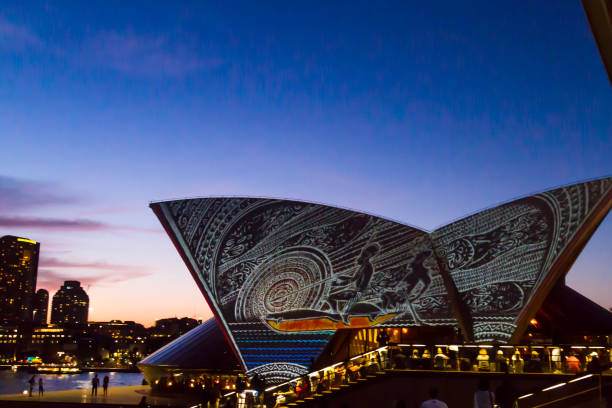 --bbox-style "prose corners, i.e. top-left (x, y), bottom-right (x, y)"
top-left (0, 215), bottom-right (162, 233)
top-left (37, 266), bottom-right (152, 291)
top-left (0, 175), bottom-right (81, 211)
top-left (39, 257), bottom-right (146, 272)
top-left (0, 216), bottom-right (108, 231)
